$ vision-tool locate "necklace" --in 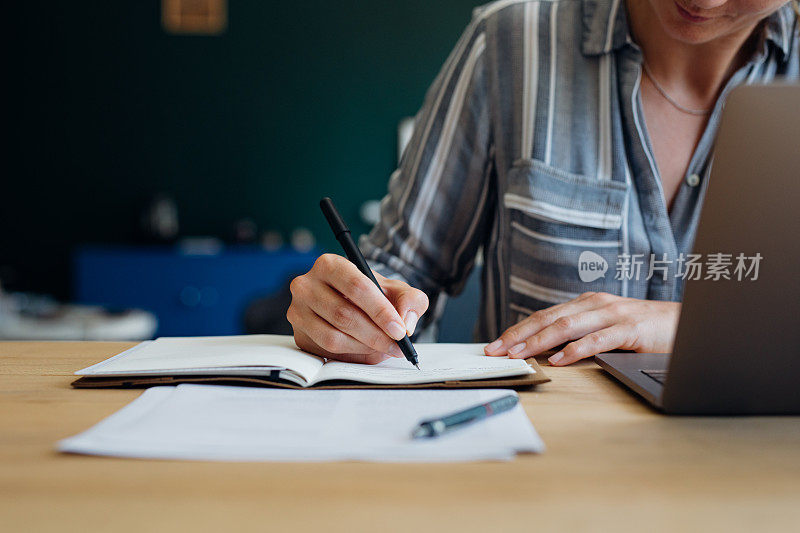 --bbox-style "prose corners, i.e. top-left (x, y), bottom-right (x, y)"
top-left (642, 62), bottom-right (712, 116)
